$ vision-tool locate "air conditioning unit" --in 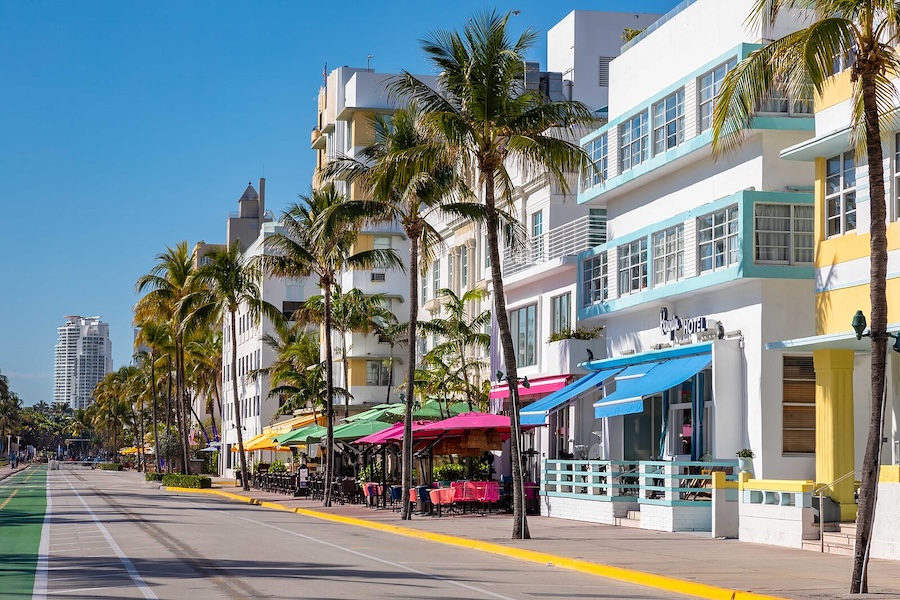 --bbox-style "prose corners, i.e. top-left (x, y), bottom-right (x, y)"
top-left (371, 272), bottom-right (386, 282)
